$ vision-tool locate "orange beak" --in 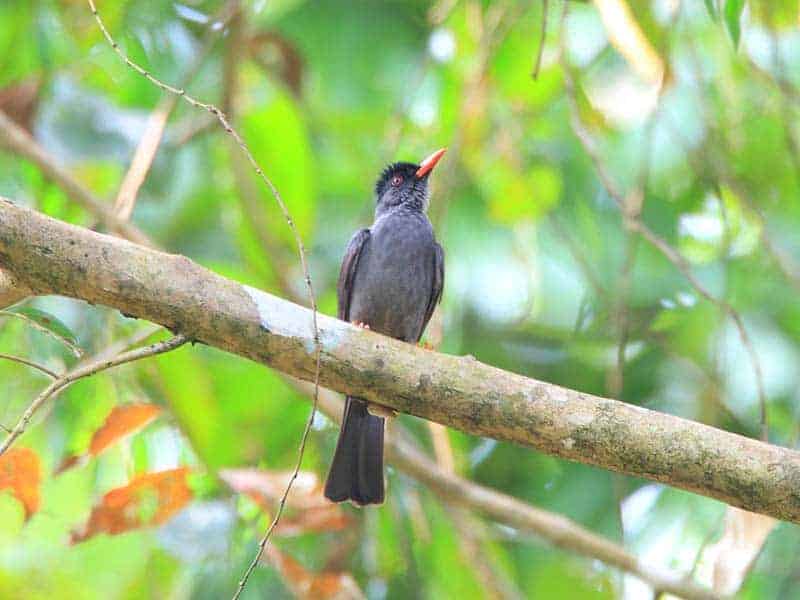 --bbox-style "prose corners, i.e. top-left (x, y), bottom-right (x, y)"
top-left (415, 148), bottom-right (447, 178)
